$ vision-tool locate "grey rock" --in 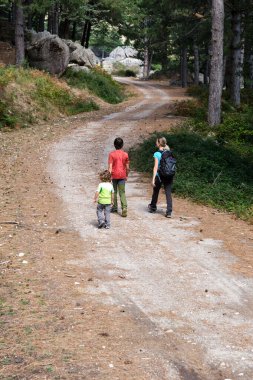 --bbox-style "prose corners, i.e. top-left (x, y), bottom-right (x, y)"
top-left (68, 64), bottom-right (90, 73)
top-left (109, 46), bottom-right (138, 61)
top-left (27, 32), bottom-right (69, 75)
top-left (69, 45), bottom-right (97, 67)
